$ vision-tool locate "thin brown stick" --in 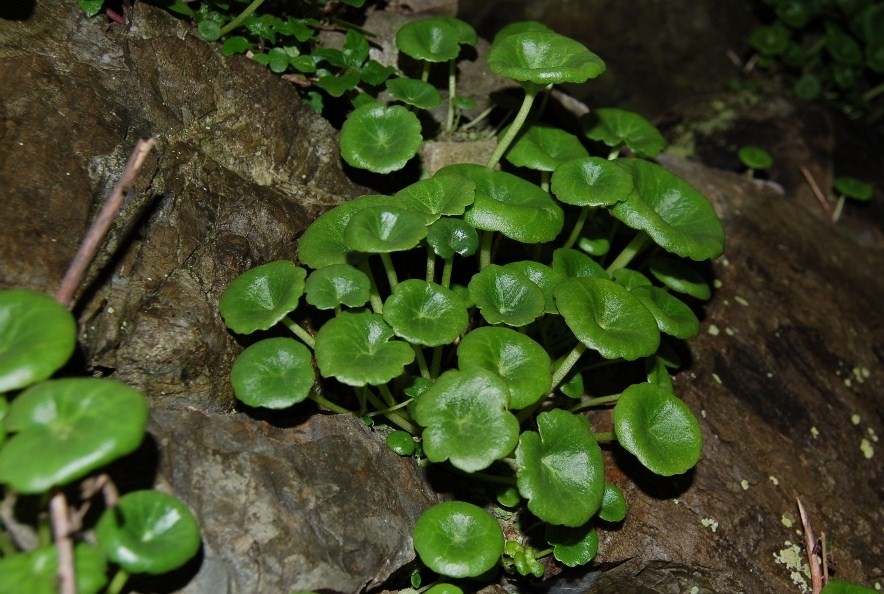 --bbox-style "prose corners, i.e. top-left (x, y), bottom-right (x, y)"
top-left (49, 491), bottom-right (75, 594)
top-left (799, 165), bottom-right (834, 221)
top-left (821, 531), bottom-right (829, 584)
top-left (55, 138), bottom-right (156, 308)
top-left (797, 497), bottom-right (824, 594)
